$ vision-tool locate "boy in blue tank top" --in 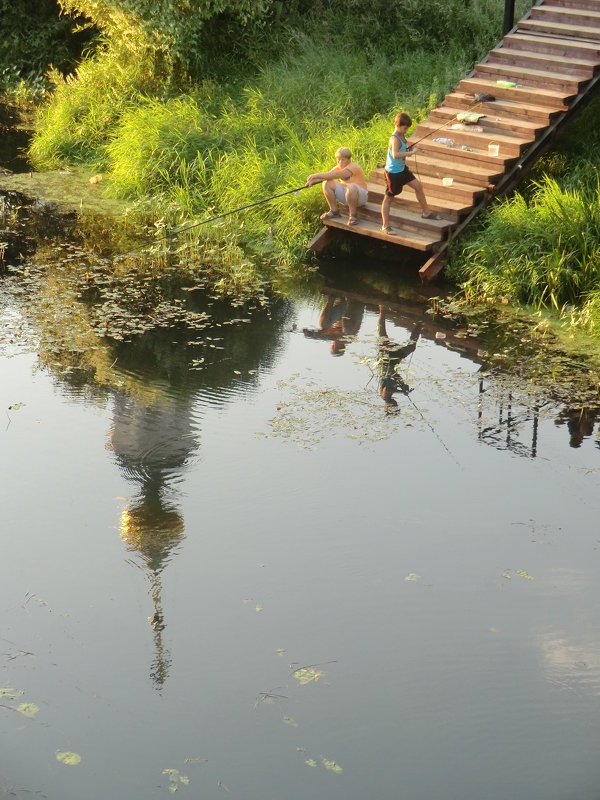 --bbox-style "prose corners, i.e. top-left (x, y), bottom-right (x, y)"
top-left (381, 112), bottom-right (435, 234)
